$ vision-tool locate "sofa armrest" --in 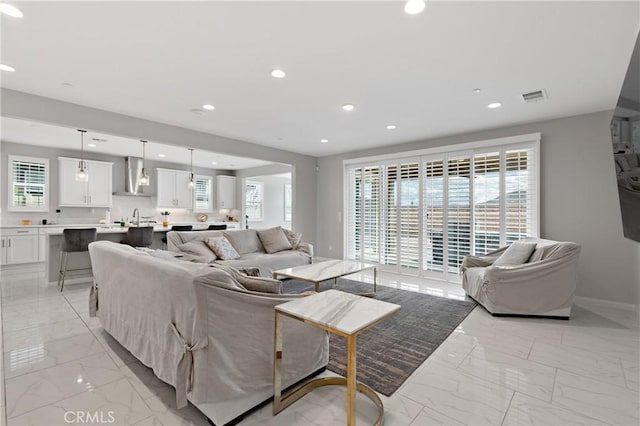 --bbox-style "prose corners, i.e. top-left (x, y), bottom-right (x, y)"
top-left (297, 242), bottom-right (313, 258)
top-left (461, 246), bottom-right (507, 272)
